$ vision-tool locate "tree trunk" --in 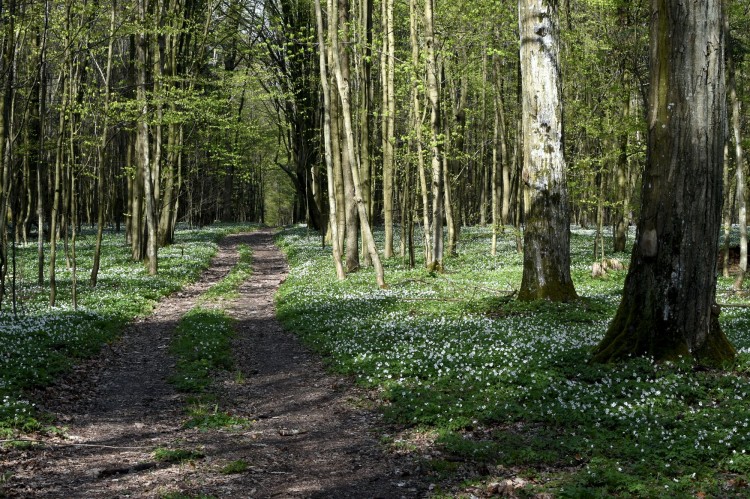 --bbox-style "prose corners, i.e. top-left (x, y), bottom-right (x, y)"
top-left (722, 142), bottom-right (734, 279)
top-left (91, 0), bottom-right (116, 287)
top-left (0, 0), bottom-right (16, 307)
top-left (728, 16), bottom-right (747, 291)
top-left (49, 72), bottom-right (66, 307)
top-left (382, 0), bottom-right (395, 258)
top-left (613, 80), bottom-right (631, 253)
top-left (594, 0), bottom-right (734, 365)
top-left (517, 0), bottom-right (577, 301)
top-left (424, 0), bottom-right (443, 271)
top-left (410, 0), bottom-right (431, 265)
top-left (314, 0), bottom-right (345, 280)
top-left (331, 0), bottom-right (385, 287)
top-left (331, 78), bottom-right (346, 253)
top-left (359, 0), bottom-right (373, 266)
top-left (137, 0), bottom-right (158, 275)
